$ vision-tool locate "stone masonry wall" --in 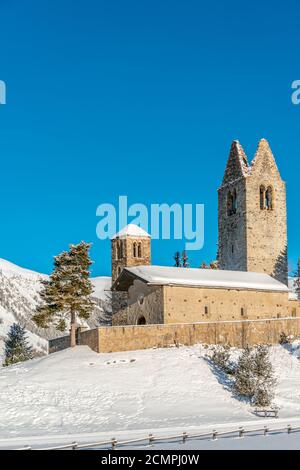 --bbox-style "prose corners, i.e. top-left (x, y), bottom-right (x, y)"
top-left (95, 317), bottom-right (300, 352)
top-left (245, 146), bottom-right (288, 285)
top-left (218, 177), bottom-right (248, 271)
top-left (49, 334), bottom-right (70, 353)
top-left (163, 285), bottom-right (294, 323)
top-left (49, 316), bottom-right (300, 354)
